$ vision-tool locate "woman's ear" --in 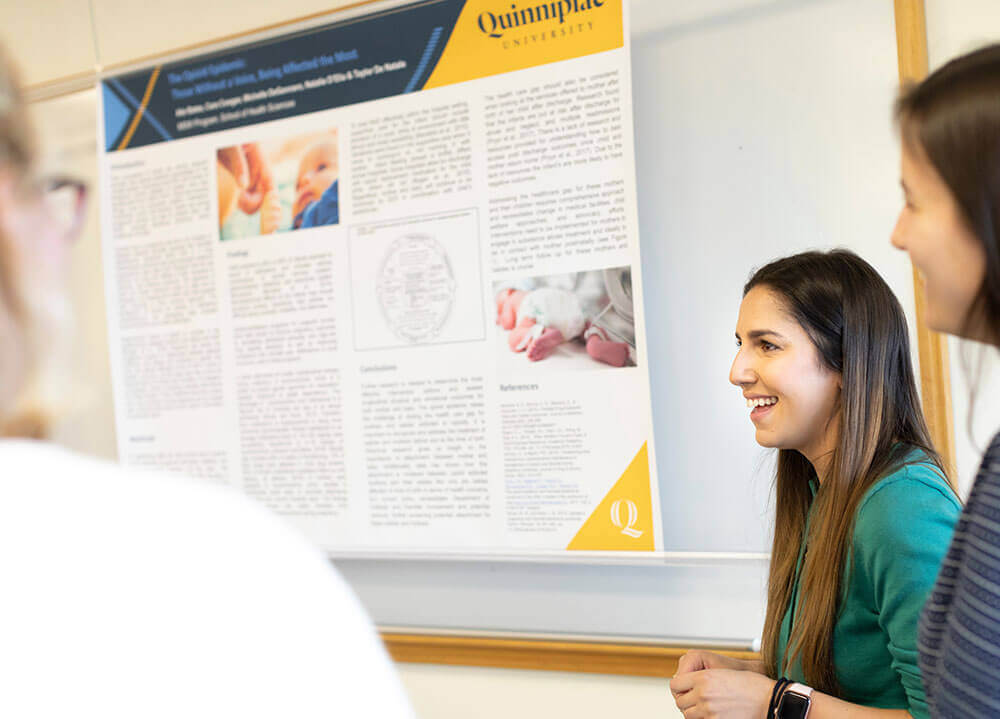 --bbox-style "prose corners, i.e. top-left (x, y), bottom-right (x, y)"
top-left (0, 169), bottom-right (18, 212)
top-left (0, 170), bottom-right (23, 255)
